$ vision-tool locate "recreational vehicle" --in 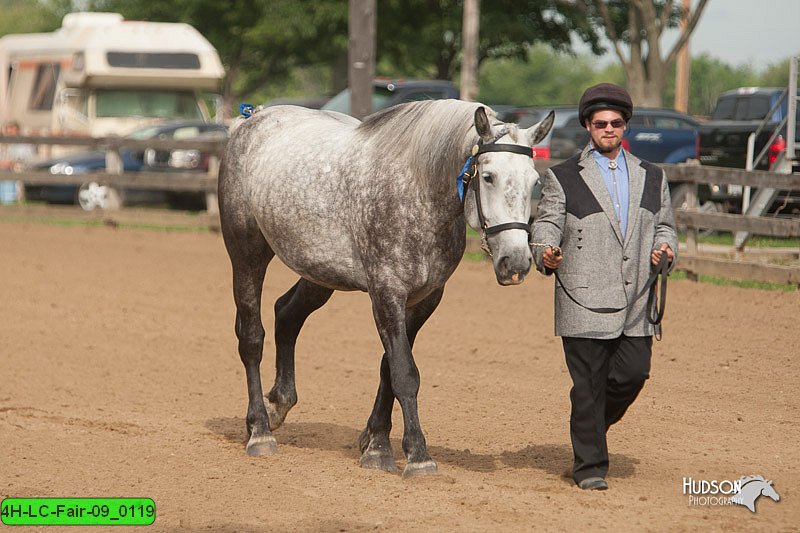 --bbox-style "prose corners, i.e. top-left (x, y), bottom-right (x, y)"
top-left (0, 12), bottom-right (224, 137)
